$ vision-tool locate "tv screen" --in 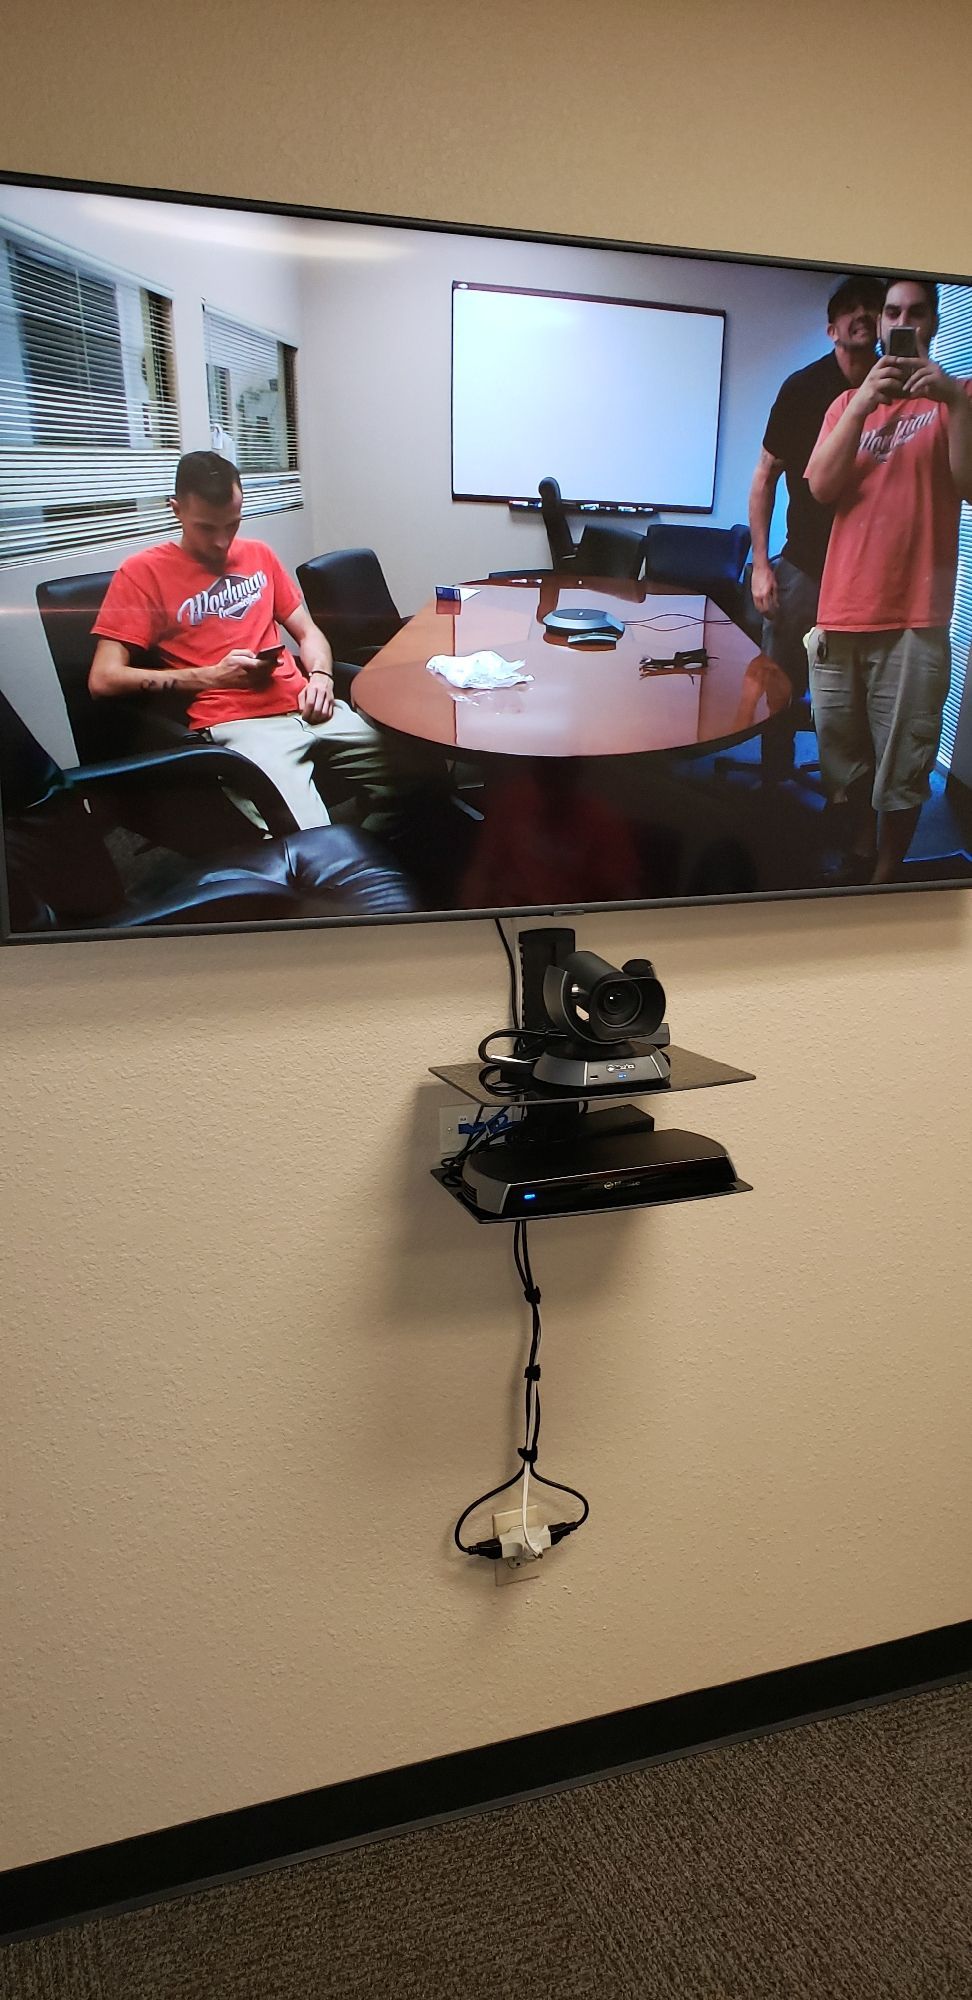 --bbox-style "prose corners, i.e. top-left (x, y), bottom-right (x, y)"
top-left (2, 170), bottom-right (972, 943)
